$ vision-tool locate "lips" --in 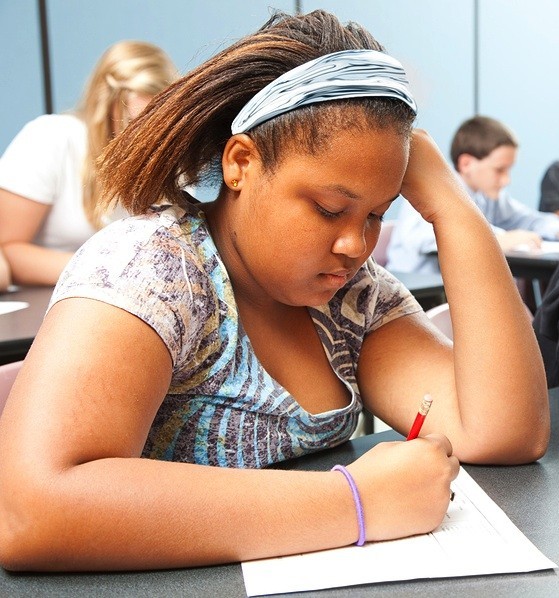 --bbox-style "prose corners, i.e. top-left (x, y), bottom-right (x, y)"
top-left (328, 270), bottom-right (350, 279)
top-left (320, 269), bottom-right (352, 289)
